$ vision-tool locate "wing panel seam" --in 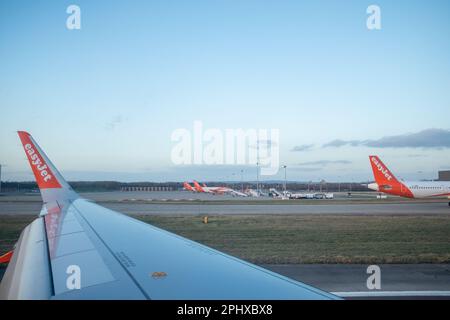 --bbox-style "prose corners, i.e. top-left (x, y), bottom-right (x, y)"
top-left (73, 205), bottom-right (151, 300)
